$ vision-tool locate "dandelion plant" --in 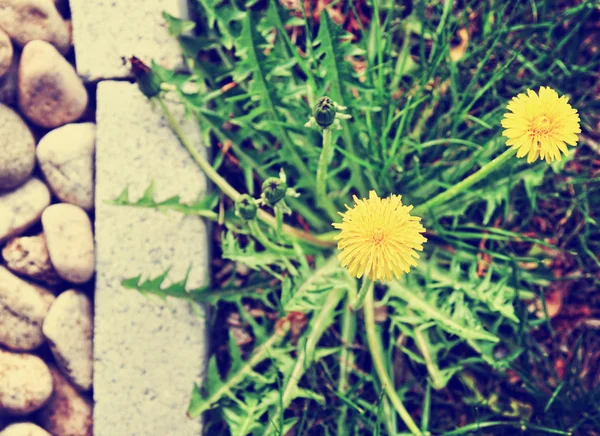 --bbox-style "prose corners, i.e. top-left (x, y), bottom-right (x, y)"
top-left (118, 1), bottom-right (599, 435)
